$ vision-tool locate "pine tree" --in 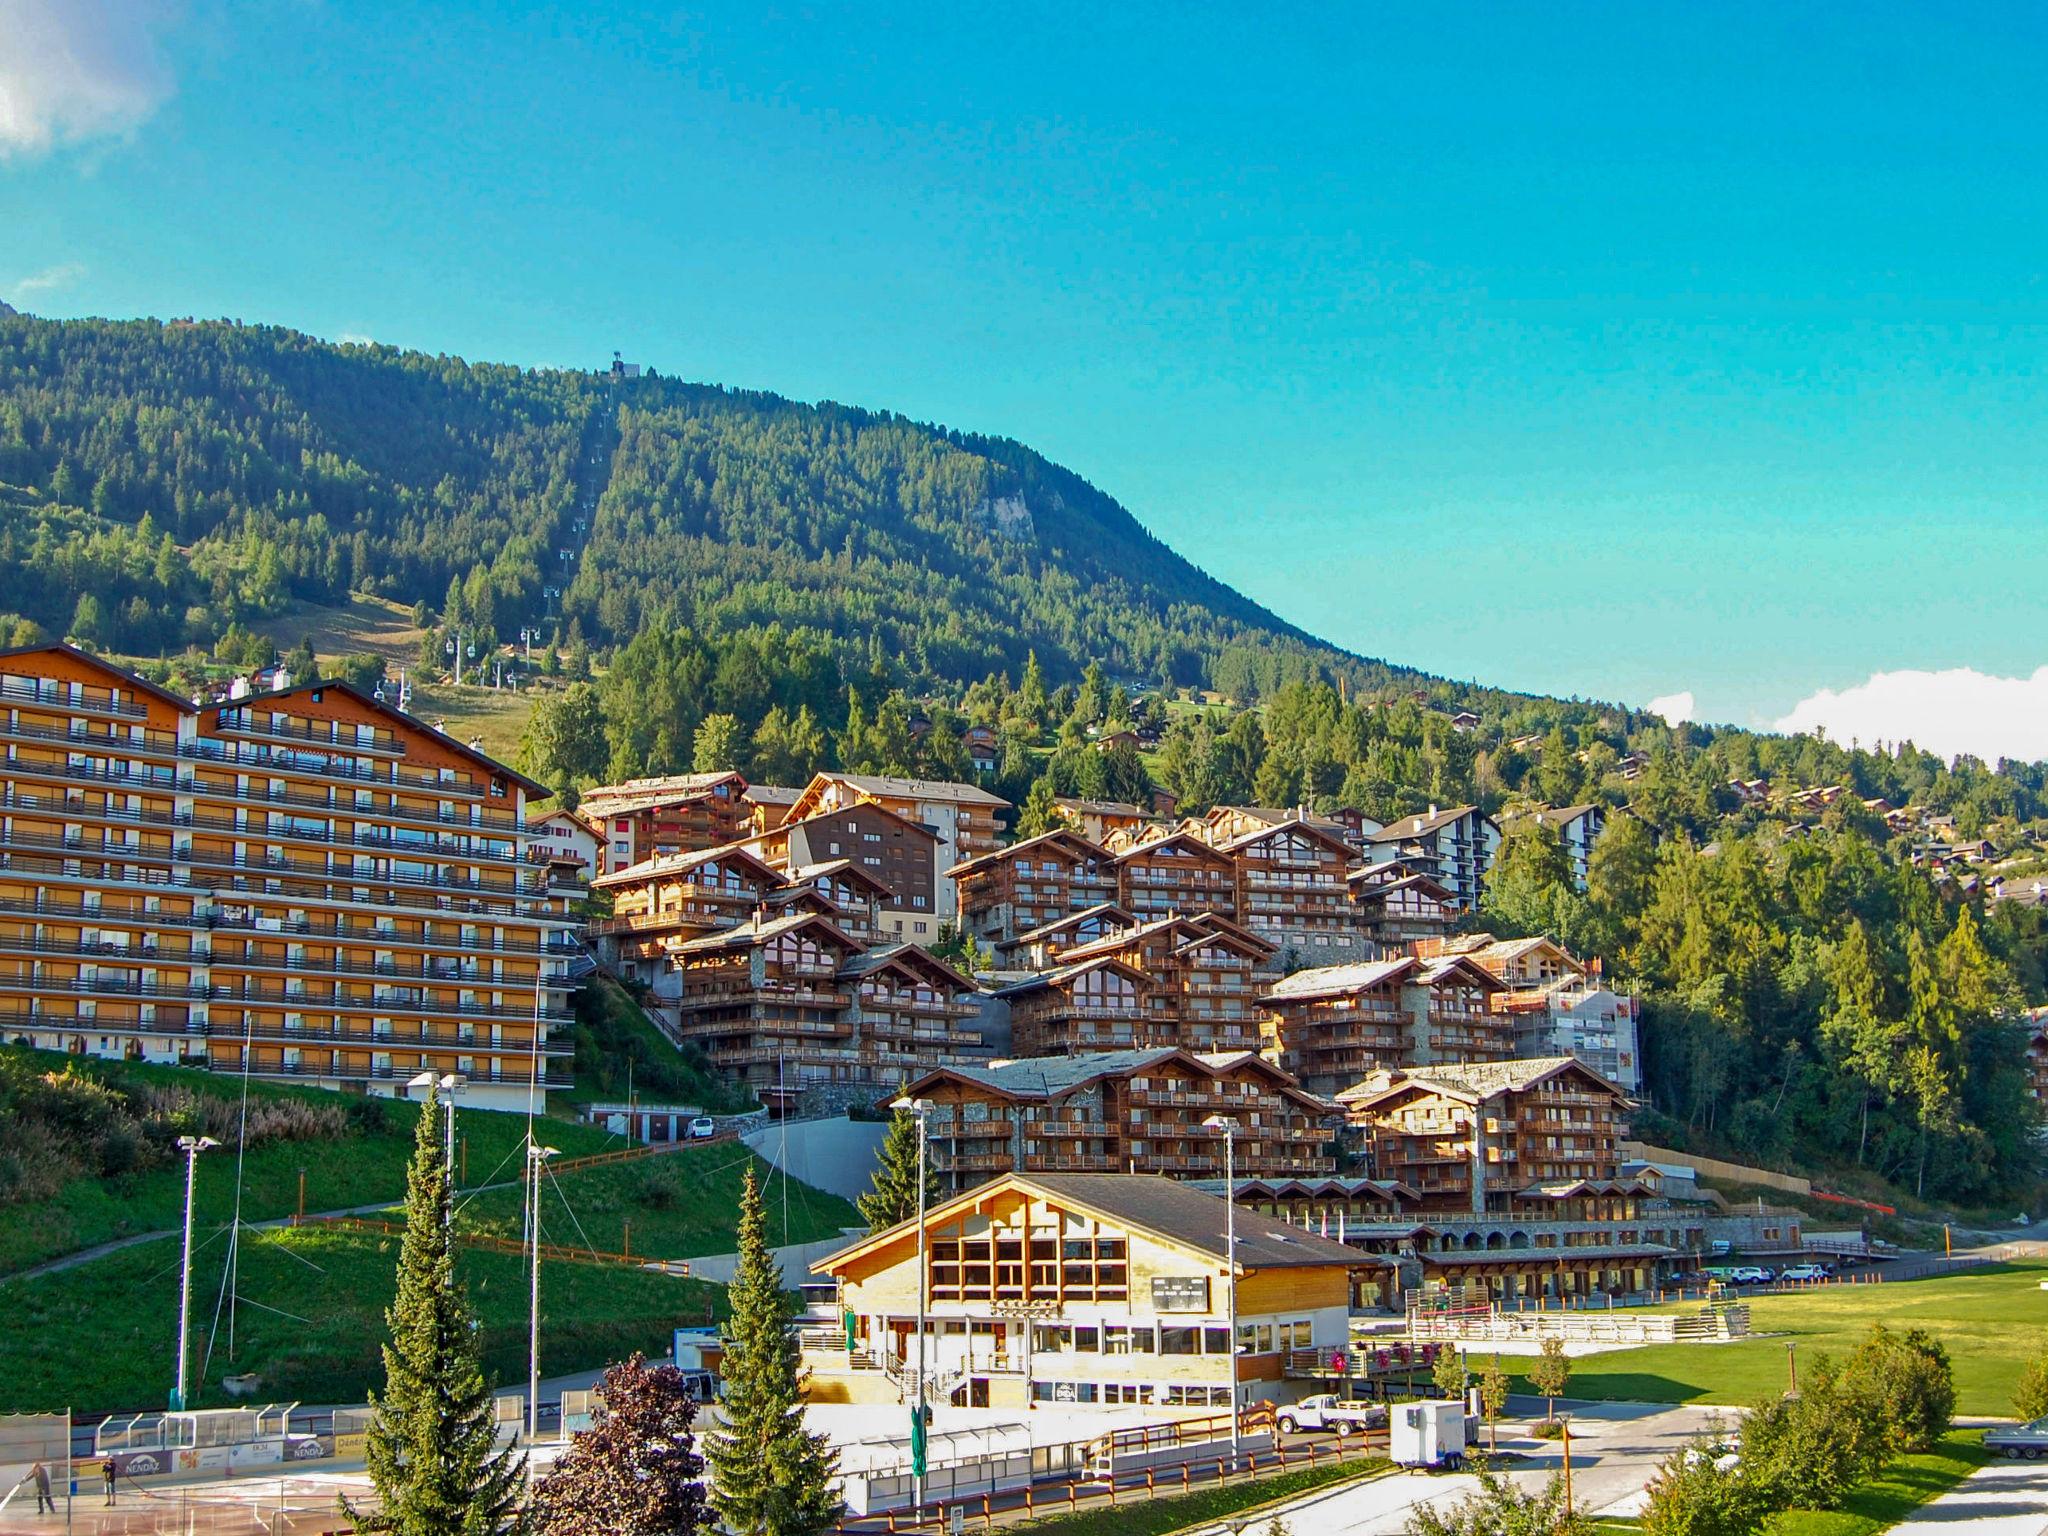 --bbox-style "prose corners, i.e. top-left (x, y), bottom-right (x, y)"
top-left (344, 1088), bottom-right (525, 1536)
top-left (705, 1171), bottom-right (841, 1536)
top-left (529, 1353), bottom-right (709, 1536)
top-left (1015, 774), bottom-right (1060, 838)
top-left (858, 1109), bottom-right (942, 1233)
